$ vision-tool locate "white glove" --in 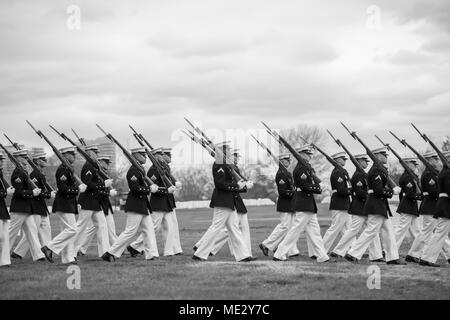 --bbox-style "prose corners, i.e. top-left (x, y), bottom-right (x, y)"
top-left (109, 189), bottom-right (118, 197)
top-left (393, 186), bottom-right (401, 195)
top-left (50, 191), bottom-right (57, 199)
top-left (237, 180), bottom-right (246, 189)
top-left (78, 204), bottom-right (82, 211)
top-left (150, 184), bottom-right (159, 193)
top-left (246, 181), bottom-right (254, 189)
top-left (168, 186), bottom-right (176, 194)
top-left (6, 186), bottom-right (15, 196)
top-left (78, 183), bottom-right (87, 193)
top-left (32, 188), bottom-right (41, 197)
top-left (104, 179), bottom-right (114, 188)
top-left (175, 181), bottom-right (182, 189)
